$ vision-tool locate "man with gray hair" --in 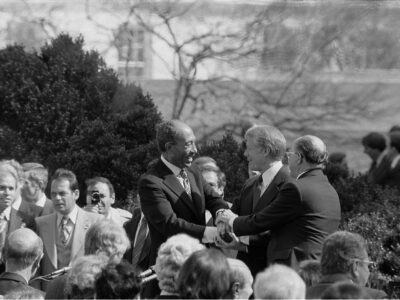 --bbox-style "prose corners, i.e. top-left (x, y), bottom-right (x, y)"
top-left (217, 135), bottom-right (341, 268)
top-left (0, 228), bottom-right (44, 296)
top-left (216, 125), bottom-right (290, 276)
top-left (306, 231), bottom-right (387, 299)
top-left (254, 264), bottom-right (306, 299)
